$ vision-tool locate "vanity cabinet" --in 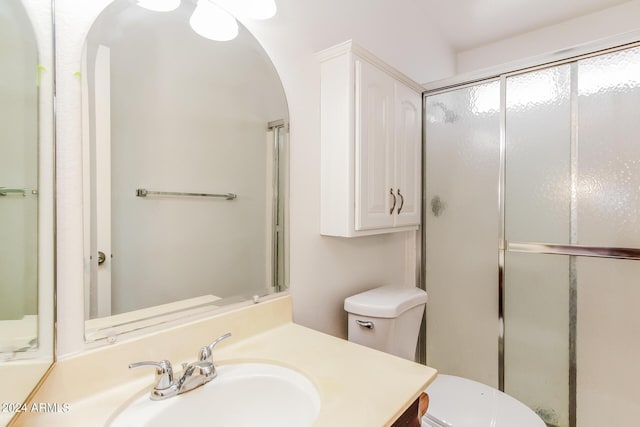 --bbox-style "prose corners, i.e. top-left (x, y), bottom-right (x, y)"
top-left (318, 40), bottom-right (422, 237)
top-left (391, 395), bottom-right (427, 427)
